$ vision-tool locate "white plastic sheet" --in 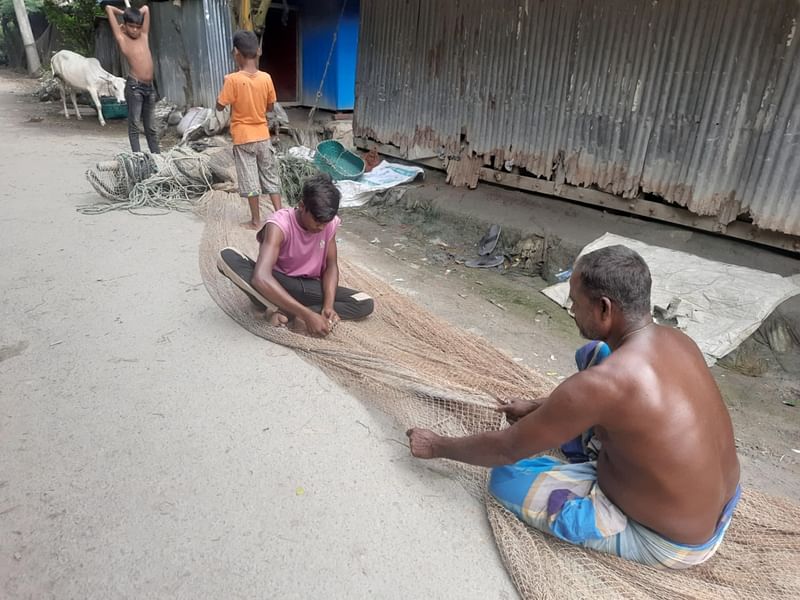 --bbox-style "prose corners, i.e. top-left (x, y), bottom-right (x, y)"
top-left (177, 106), bottom-right (231, 142)
top-left (287, 146), bottom-right (424, 207)
top-left (541, 233), bottom-right (800, 365)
